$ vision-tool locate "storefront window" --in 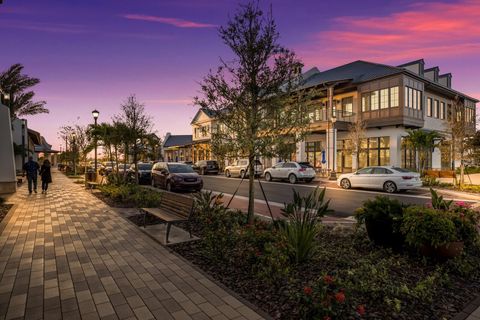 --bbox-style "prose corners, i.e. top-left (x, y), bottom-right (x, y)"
top-left (306, 141), bottom-right (323, 168)
top-left (358, 137), bottom-right (390, 168)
